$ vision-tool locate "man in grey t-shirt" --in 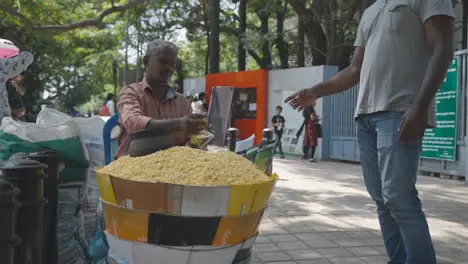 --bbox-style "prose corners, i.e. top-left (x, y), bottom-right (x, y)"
top-left (285, 1), bottom-right (454, 263)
